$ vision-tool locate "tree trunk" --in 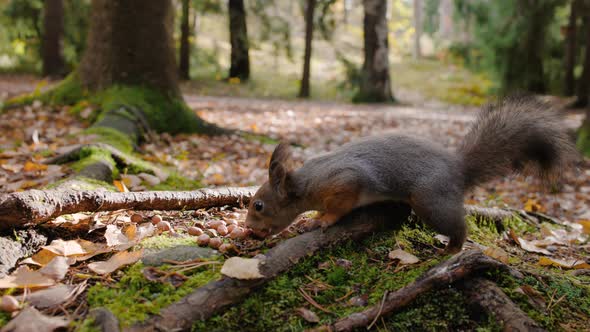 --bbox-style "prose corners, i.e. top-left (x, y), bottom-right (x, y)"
top-left (228, 0), bottom-right (250, 81)
top-left (565, 0), bottom-right (579, 96)
top-left (79, 0), bottom-right (179, 95)
top-left (577, 13), bottom-right (590, 107)
top-left (179, 0), bottom-right (191, 81)
top-left (42, 0), bottom-right (65, 78)
top-left (413, 0), bottom-right (422, 59)
top-left (299, 0), bottom-right (316, 98)
top-left (356, 0), bottom-right (394, 103)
